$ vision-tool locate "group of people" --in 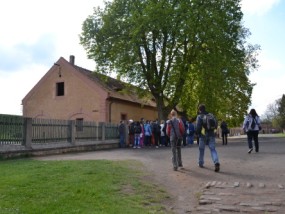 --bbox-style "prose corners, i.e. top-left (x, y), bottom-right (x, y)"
top-left (119, 119), bottom-right (166, 149)
top-left (119, 118), bottom-right (198, 149)
top-left (167, 105), bottom-right (261, 172)
top-left (167, 105), bottom-right (220, 172)
top-left (119, 104), bottom-right (262, 173)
